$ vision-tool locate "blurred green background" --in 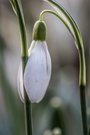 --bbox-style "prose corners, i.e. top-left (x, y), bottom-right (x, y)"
top-left (0, 0), bottom-right (90, 135)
